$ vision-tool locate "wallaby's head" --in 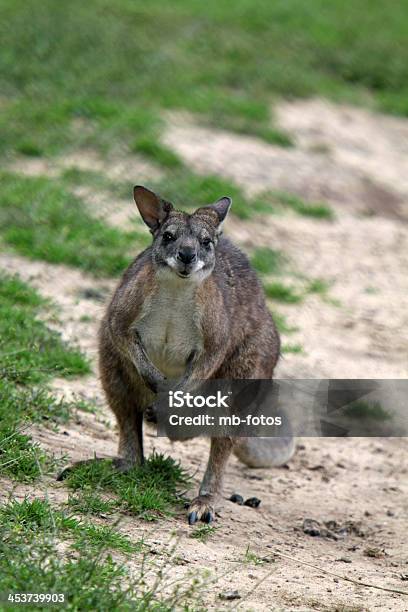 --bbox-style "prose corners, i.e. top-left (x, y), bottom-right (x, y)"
top-left (134, 186), bottom-right (231, 282)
